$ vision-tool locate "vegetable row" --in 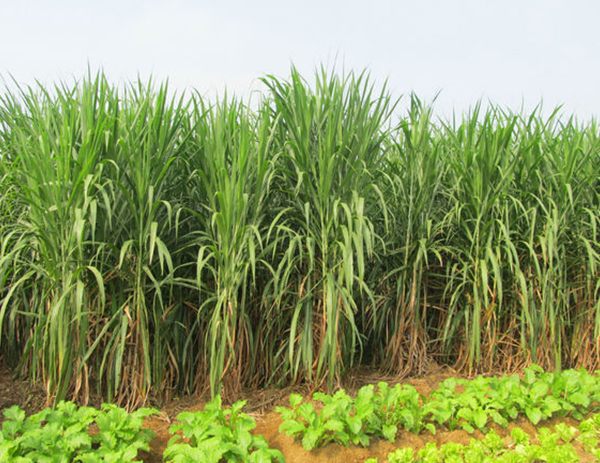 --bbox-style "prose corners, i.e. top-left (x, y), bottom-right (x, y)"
top-left (276, 366), bottom-right (600, 450)
top-left (2, 366), bottom-right (600, 461)
top-left (0, 401), bottom-right (157, 462)
top-left (0, 397), bottom-right (283, 463)
top-left (366, 414), bottom-right (600, 463)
